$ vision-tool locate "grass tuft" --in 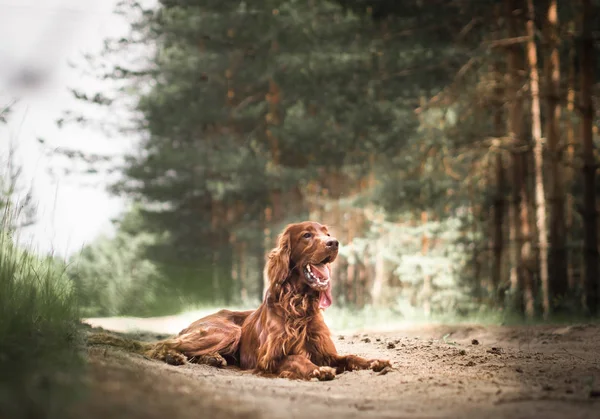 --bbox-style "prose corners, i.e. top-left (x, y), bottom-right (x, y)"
top-left (0, 211), bottom-right (84, 419)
